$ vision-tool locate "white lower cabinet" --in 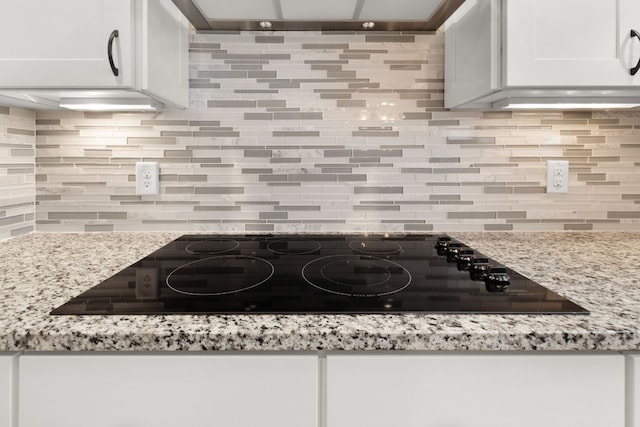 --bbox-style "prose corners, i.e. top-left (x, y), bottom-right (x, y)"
top-left (326, 353), bottom-right (625, 427)
top-left (0, 353), bottom-right (17, 427)
top-left (628, 353), bottom-right (640, 427)
top-left (18, 354), bottom-right (318, 427)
